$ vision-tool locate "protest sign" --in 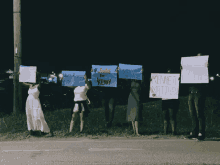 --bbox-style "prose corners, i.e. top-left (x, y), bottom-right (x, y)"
top-left (19, 65), bottom-right (37, 83)
top-left (91, 65), bottom-right (117, 87)
top-left (118, 63), bottom-right (142, 80)
top-left (181, 55), bottom-right (209, 83)
top-left (149, 73), bottom-right (180, 99)
top-left (61, 71), bottom-right (86, 86)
